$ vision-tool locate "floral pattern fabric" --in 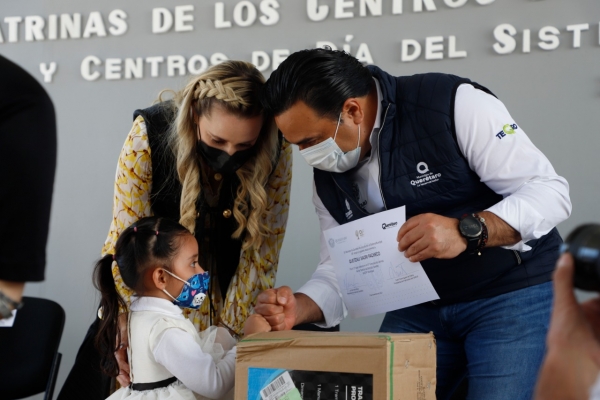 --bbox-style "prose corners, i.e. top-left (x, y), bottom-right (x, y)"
top-left (101, 116), bottom-right (292, 335)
